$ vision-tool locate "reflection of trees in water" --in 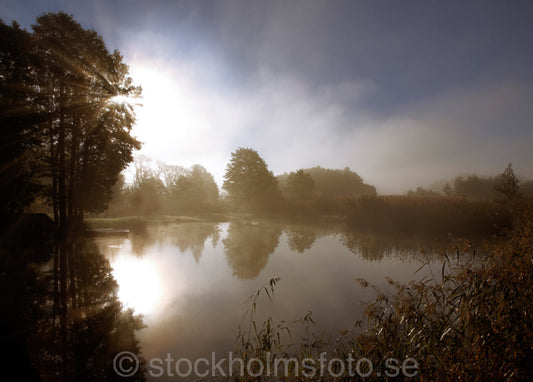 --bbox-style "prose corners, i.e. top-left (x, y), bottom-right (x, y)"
top-left (286, 229), bottom-right (316, 253)
top-left (129, 223), bottom-right (220, 261)
top-left (164, 223), bottom-right (221, 262)
top-left (0, 233), bottom-right (145, 381)
top-left (223, 222), bottom-right (281, 279)
top-left (340, 230), bottom-right (451, 262)
top-left (130, 228), bottom-right (157, 257)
